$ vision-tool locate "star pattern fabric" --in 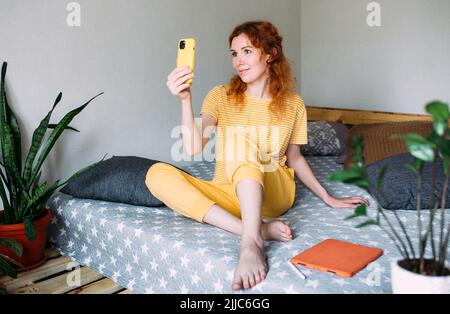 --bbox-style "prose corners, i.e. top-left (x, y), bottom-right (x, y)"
top-left (46, 156), bottom-right (450, 294)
